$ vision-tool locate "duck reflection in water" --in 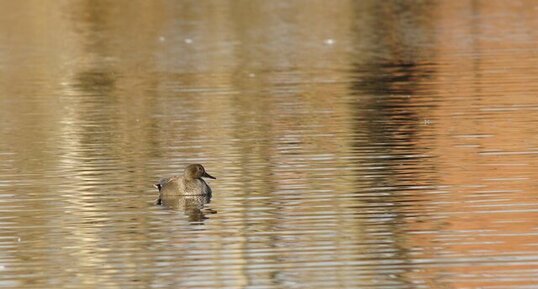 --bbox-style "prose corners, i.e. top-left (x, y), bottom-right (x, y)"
top-left (154, 164), bottom-right (217, 221)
